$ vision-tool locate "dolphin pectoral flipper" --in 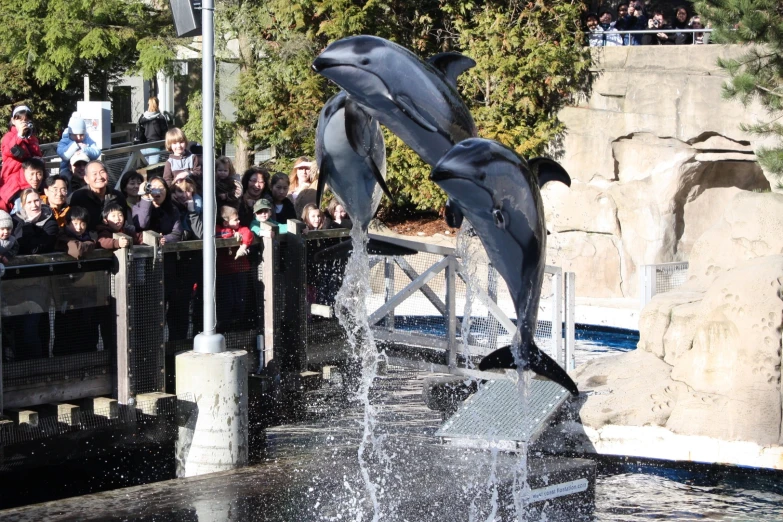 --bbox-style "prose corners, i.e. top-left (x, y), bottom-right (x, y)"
top-left (527, 341), bottom-right (579, 397)
top-left (529, 157), bottom-right (571, 188)
top-left (344, 99), bottom-right (392, 200)
top-left (394, 94), bottom-right (437, 133)
top-left (315, 153), bottom-right (330, 208)
top-left (426, 52), bottom-right (476, 88)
